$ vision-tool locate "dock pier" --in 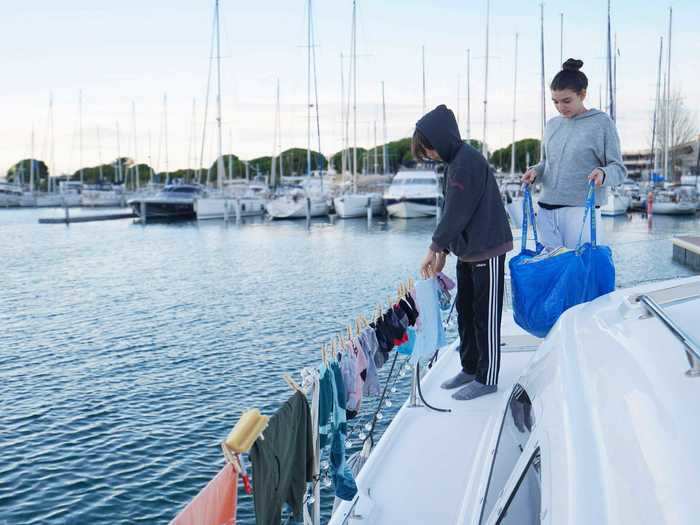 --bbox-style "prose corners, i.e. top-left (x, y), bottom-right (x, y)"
top-left (673, 236), bottom-right (700, 272)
